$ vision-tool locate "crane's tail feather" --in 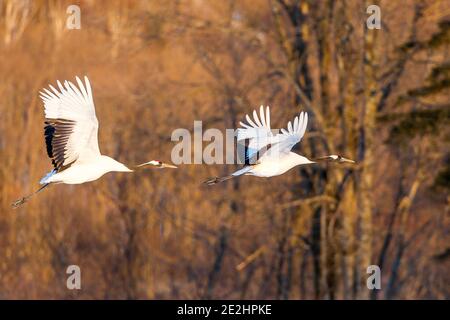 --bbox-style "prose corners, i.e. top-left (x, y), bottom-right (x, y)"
top-left (39, 169), bottom-right (56, 184)
top-left (12, 183), bottom-right (50, 209)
